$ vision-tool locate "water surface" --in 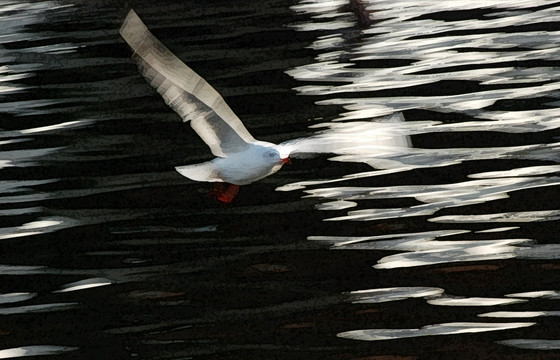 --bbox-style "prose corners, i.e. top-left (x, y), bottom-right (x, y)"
top-left (1, 0), bottom-right (560, 359)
